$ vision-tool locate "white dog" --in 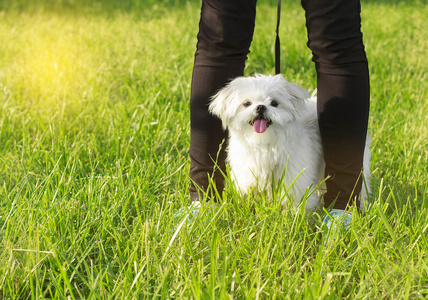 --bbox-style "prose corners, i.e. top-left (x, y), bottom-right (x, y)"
top-left (209, 74), bottom-right (371, 211)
